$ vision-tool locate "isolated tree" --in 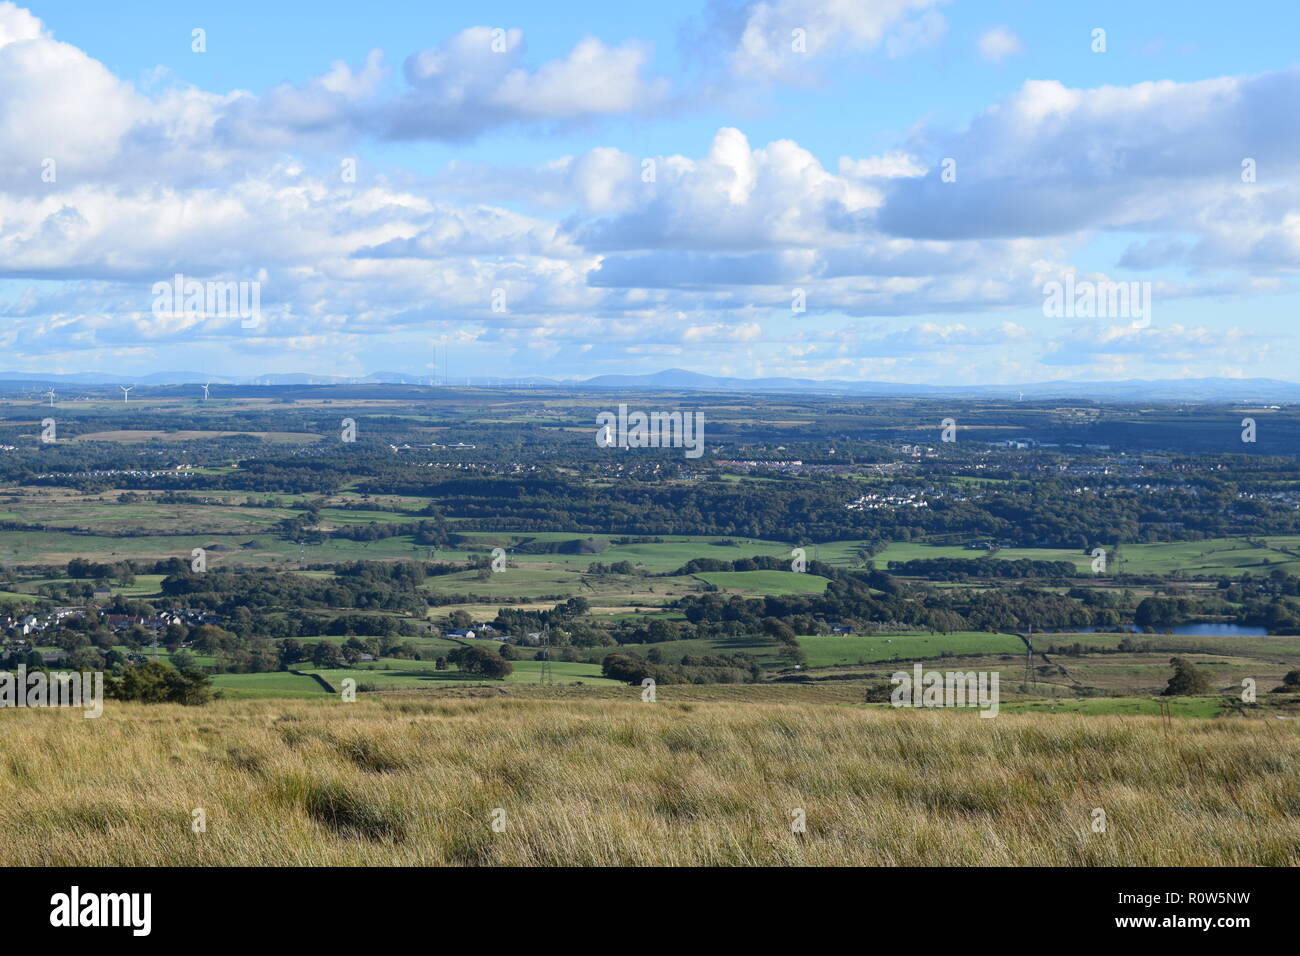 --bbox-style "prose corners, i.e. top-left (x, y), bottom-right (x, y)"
top-left (162, 622), bottom-right (188, 650)
top-left (601, 653), bottom-right (653, 684)
top-left (762, 618), bottom-right (796, 642)
top-left (249, 642), bottom-right (279, 673)
top-left (1162, 656), bottom-right (1210, 696)
top-left (864, 681), bottom-right (894, 703)
top-left (311, 641), bottom-right (342, 668)
top-left (562, 596), bottom-right (590, 616)
top-left (190, 624), bottom-right (234, 654)
top-left (779, 643), bottom-right (808, 668)
top-left (169, 649), bottom-right (197, 670)
top-left (278, 638), bottom-right (304, 668)
top-left (109, 661), bottom-right (212, 706)
top-left (448, 645), bottom-right (512, 679)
